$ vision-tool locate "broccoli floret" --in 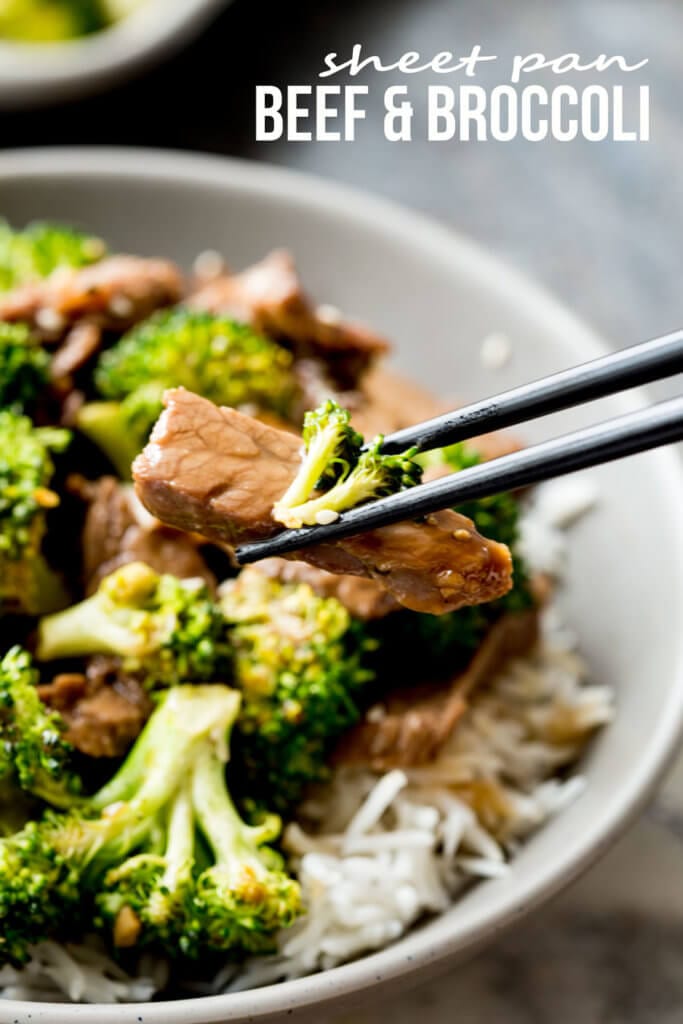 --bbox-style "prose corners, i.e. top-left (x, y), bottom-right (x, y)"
top-left (0, 322), bottom-right (50, 412)
top-left (0, 0), bottom-right (108, 41)
top-left (0, 410), bottom-right (71, 616)
top-left (0, 684), bottom-right (301, 965)
top-left (95, 781), bottom-right (196, 954)
top-left (0, 219), bottom-right (105, 291)
top-left (221, 567), bottom-right (376, 811)
top-left (77, 310), bottom-right (297, 478)
top-left (0, 647), bottom-right (81, 810)
top-left (277, 399), bottom-right (363, 509)
top-left (273, 399), bottom-right (422, 528)
top-left (186, 743), bottom-right (300, 956)
top-left (36, 562), bottom-right (232, 689)
top-left (0, 815), bottom-right (82, 965)
top-left (74, 383), bottom-right (165, 479)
